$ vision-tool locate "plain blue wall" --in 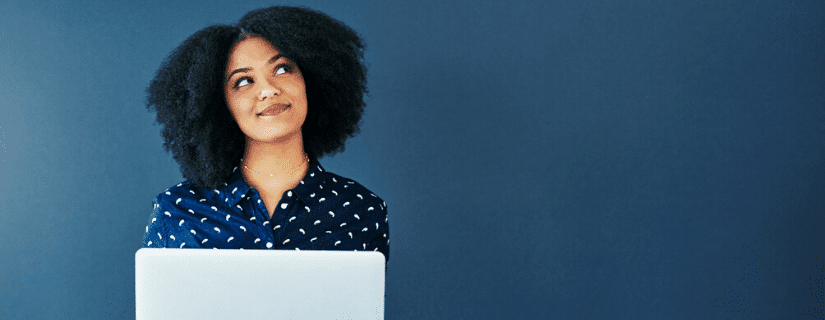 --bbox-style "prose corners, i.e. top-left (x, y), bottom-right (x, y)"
top-left (1, 0), bottom-right (823, 318)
